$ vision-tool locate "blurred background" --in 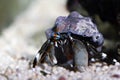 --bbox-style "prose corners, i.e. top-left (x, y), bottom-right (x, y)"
top-left (0, 0), bottom-right (32, 32)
